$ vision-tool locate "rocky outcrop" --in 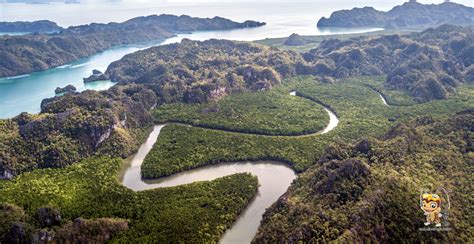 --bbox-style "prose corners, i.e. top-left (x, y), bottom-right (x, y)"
top-left (0, 203), bottom-right (128, 243)
top-left (0, 20), bottom-right (62, 33)
top-left (83, 70), bottom-right (109, 83)
top-left (0, 84), bottom-right (157, 176)
top-left (317, 2), bottom-right (474, 29)
top-left (0, 169), bottom-right (13, 180)
top-left (55, 85), bottom-right (77, 94)
top-left (0, 14), bottom-right (265, 78)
